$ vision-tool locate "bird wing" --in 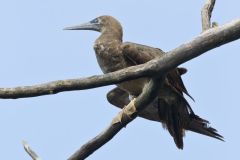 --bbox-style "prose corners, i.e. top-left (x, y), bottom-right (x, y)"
top-left (107, 87), bottom-right (130, 108)
top-left (121, 42), bottom-right (193, 100)
top-left (119, 42), bottom-right (224, 147)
